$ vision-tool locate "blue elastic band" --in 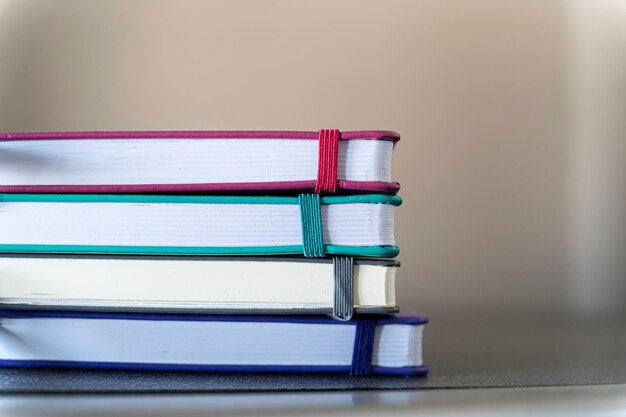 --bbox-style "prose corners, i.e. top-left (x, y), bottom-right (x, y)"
top-left (298, 194), bottom-right (325, 257)
top-left (350, 318), bottom-right (378, 376)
